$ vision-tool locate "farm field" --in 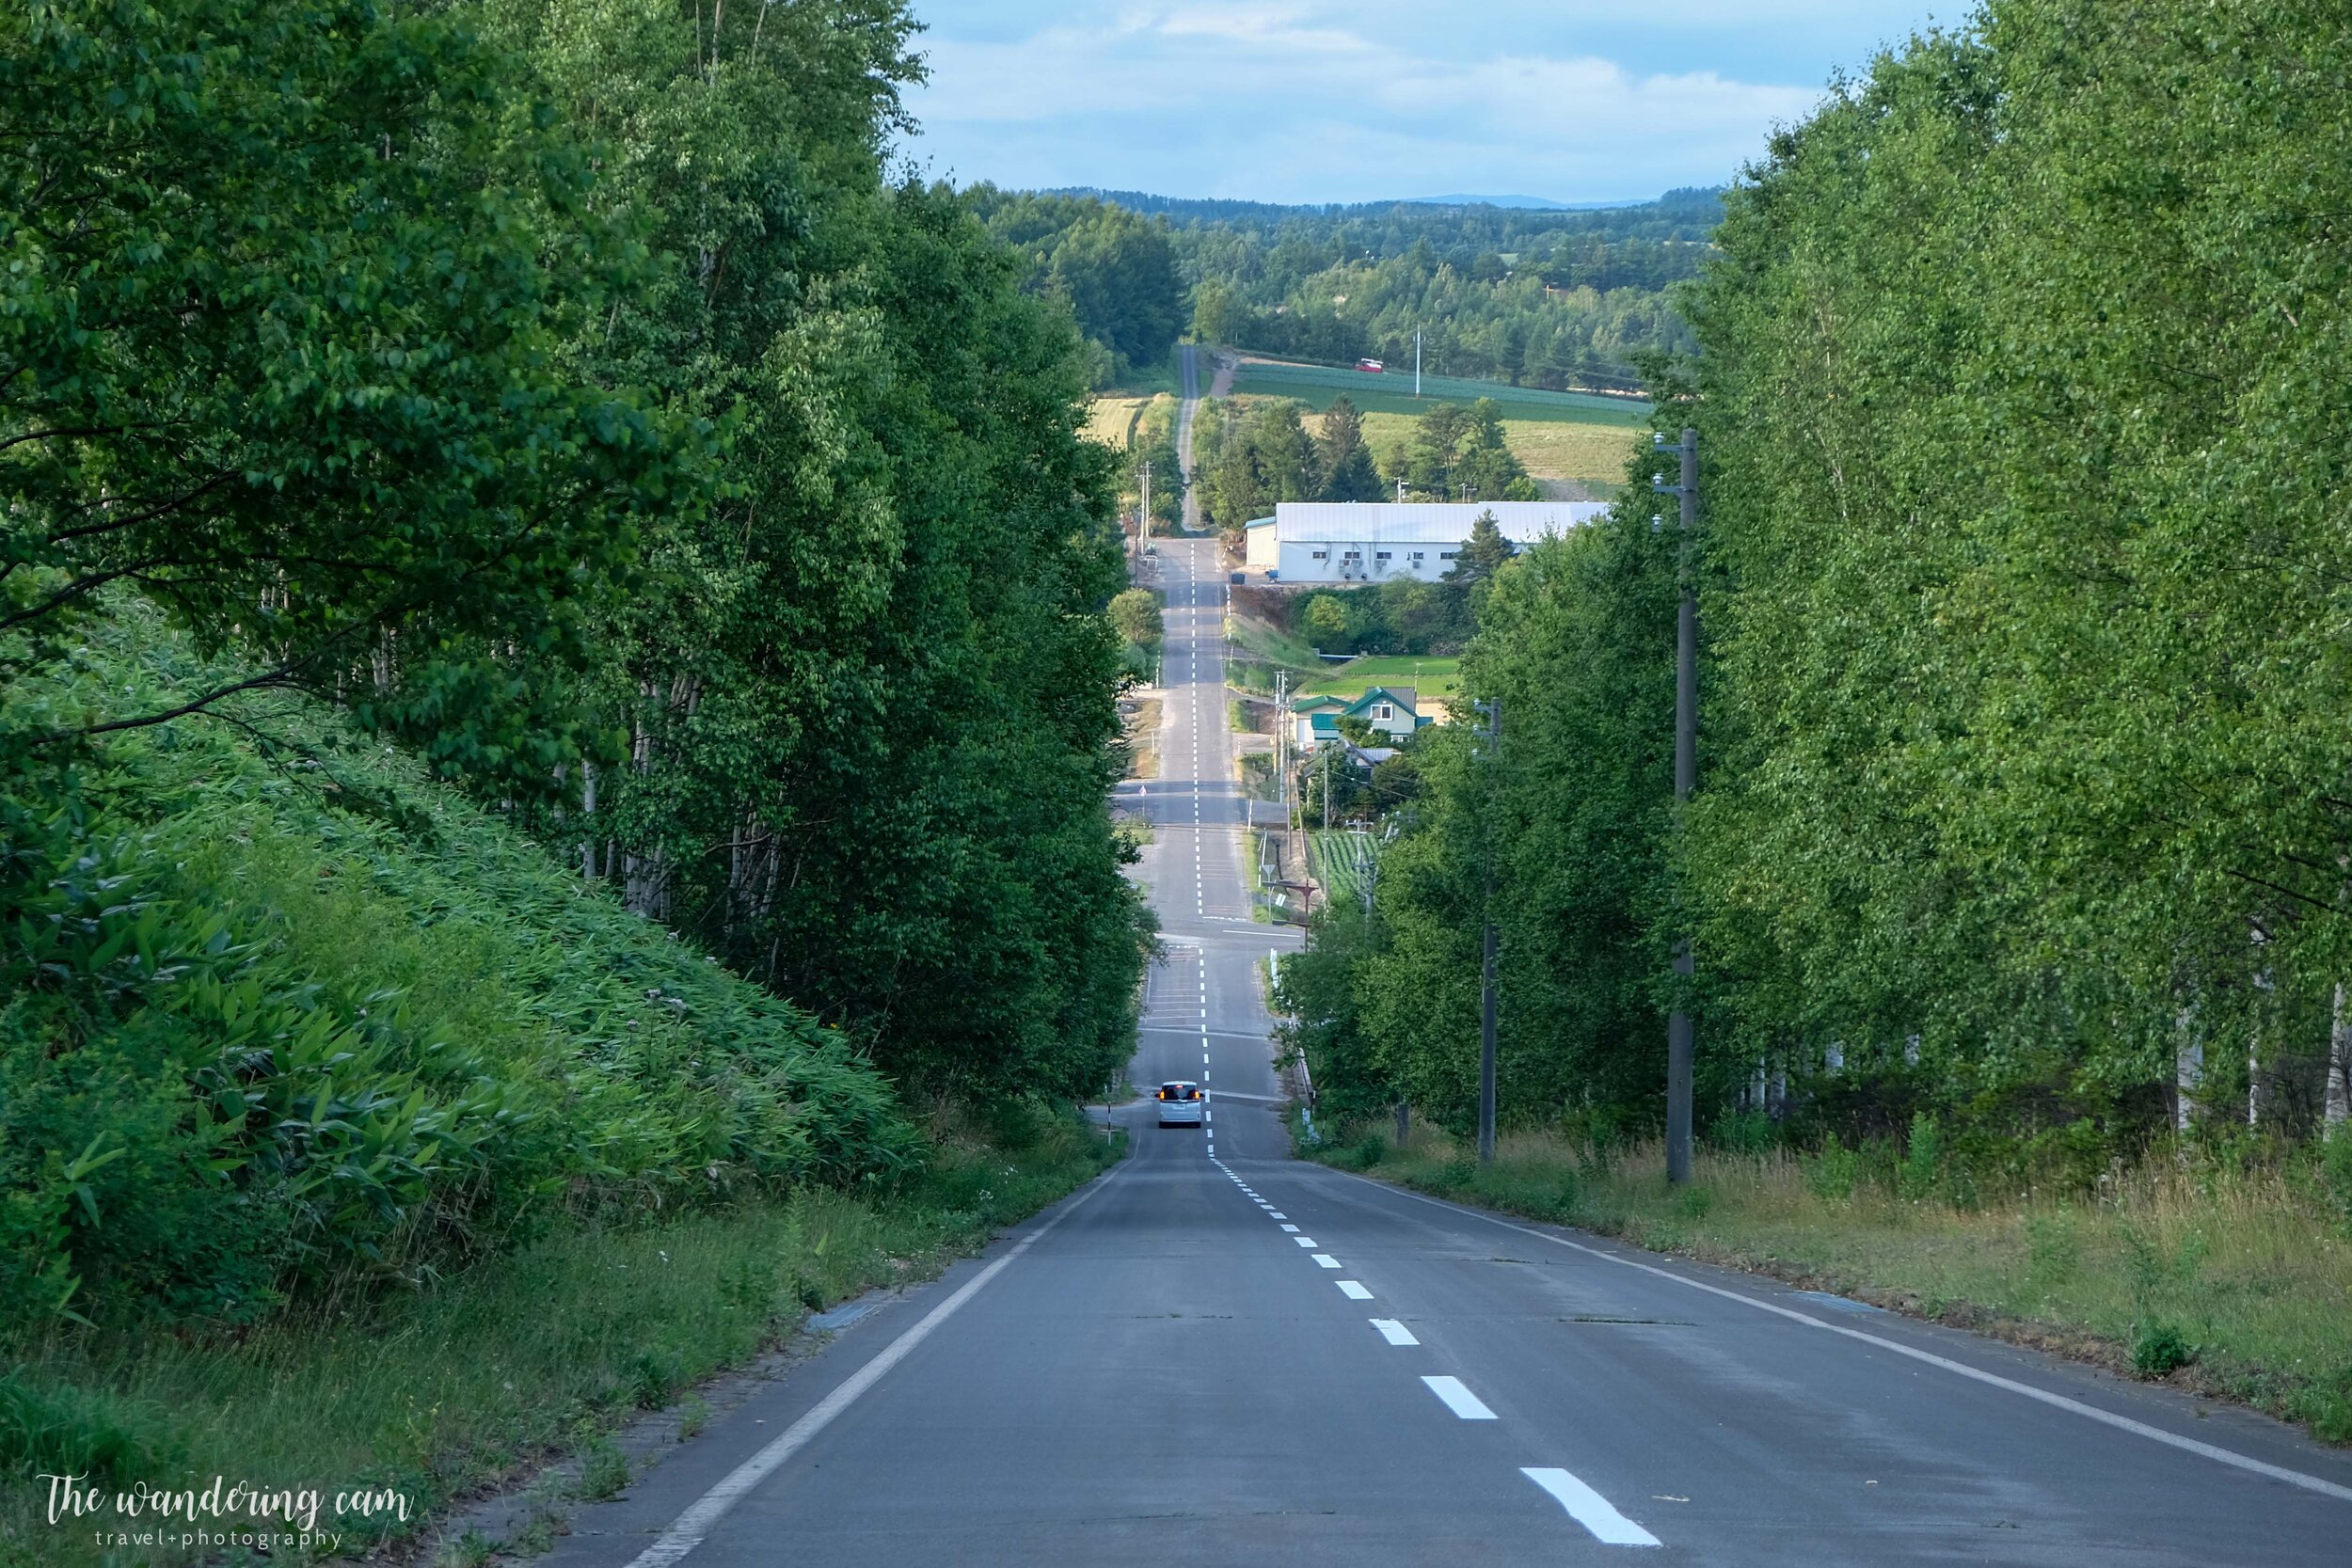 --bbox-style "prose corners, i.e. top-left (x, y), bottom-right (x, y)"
top-left (1299, 655), bottom-right (1460, 701)
top-left (1083, 395), bottom-right (1152, 449)
top-left (1326, 408), bottom-right (1637, 486)
top-left (1230, 356), bottom-right (1650, 425)
top-left (1311, 829), bottom-right (1379, 905)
